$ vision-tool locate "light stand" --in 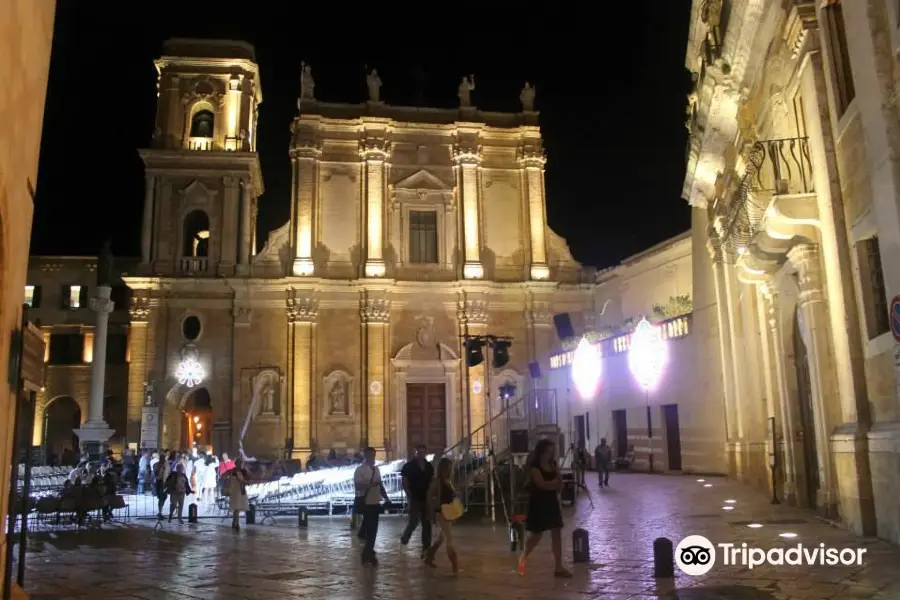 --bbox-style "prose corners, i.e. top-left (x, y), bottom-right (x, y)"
top-left (769, 416), bottom-right (780, 505)
top-left (646, 390), bottom-right (653, 473)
